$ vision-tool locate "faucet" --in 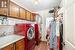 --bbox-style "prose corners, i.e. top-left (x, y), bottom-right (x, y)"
top-left (2, 32), bottom-right (6, 36)
top-left (0, 32), bottom-right (6, 37)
